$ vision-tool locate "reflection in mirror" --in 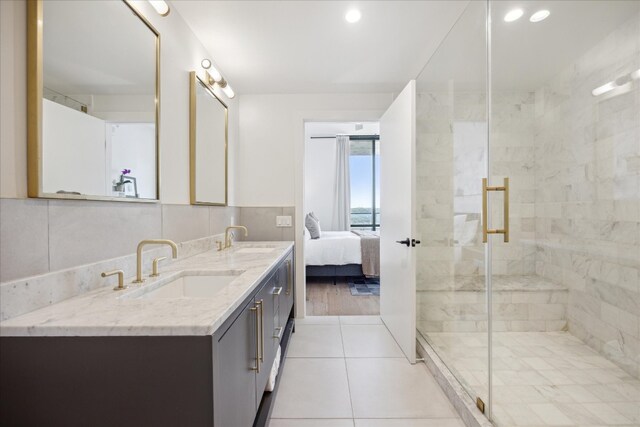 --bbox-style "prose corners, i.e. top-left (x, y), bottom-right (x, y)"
top-left (33, 0), bottom-right (159, 200)
top-left (190, 72), bottom-right (228, 205)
